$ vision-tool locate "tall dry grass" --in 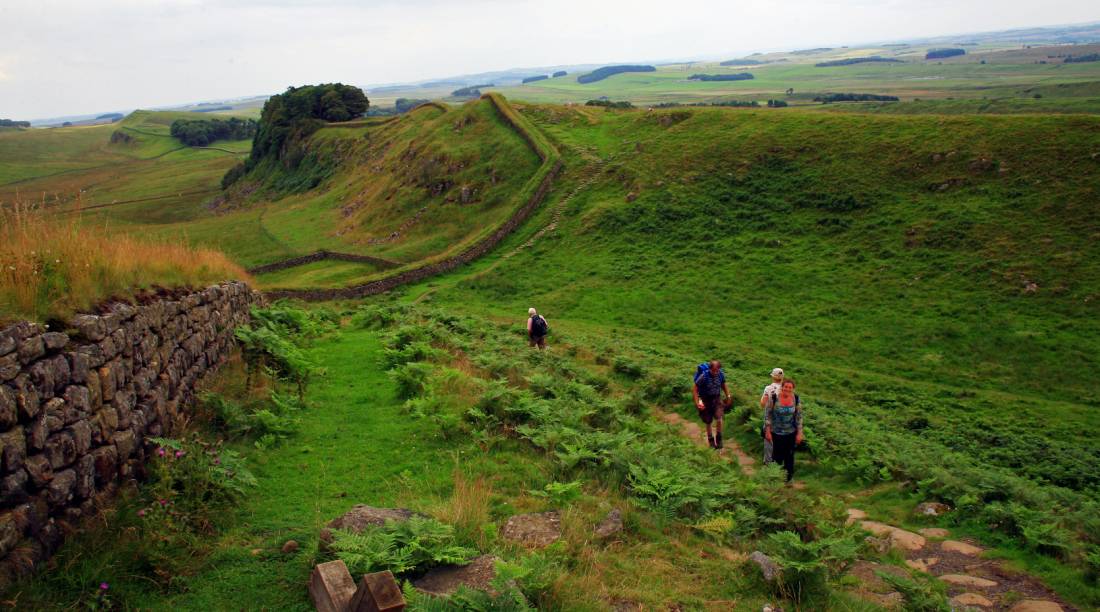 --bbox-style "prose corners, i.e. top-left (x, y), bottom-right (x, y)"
top-left (0, 198), bottom-right (251, 324)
